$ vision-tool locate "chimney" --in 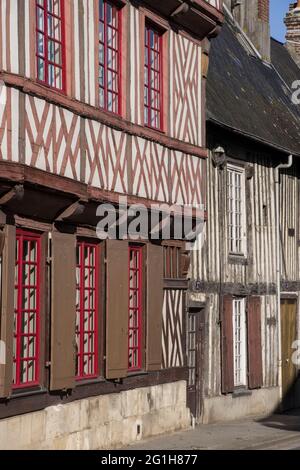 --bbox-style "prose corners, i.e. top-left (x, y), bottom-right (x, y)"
top-left (228, 0), bottom-right (271, 62)
top-left (285, 2), bottom-right (300, 67)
